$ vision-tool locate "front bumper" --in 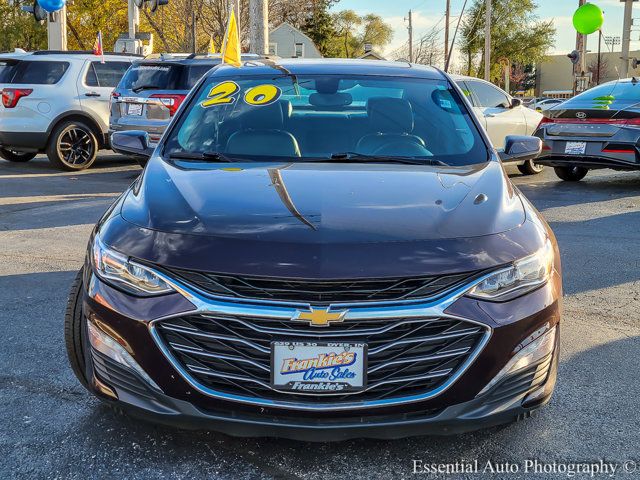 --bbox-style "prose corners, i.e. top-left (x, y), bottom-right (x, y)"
top-left (82, 260), bottom-right (562, 440)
